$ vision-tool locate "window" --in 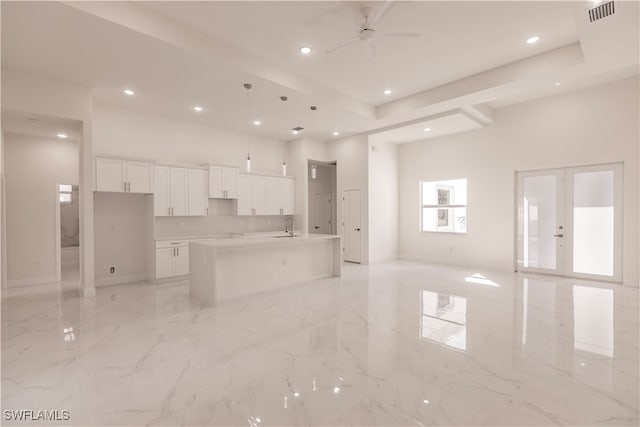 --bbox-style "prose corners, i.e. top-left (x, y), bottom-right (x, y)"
top-left (421, 178), bottom-right (467, 233)
top-left (59, 184), bottom-right (73, 204)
